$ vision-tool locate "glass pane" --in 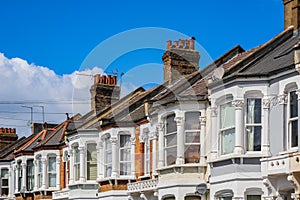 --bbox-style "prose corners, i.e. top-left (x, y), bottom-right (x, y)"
top-left (220, 102), bottom-right (235, 129)
top-left (49, 173), bottom-right (56, 187)
top-left (38, 159), bottom-right (42, 172)
top-left (185, 112), bottom-right (200, 130)
top-left (165, 133), bottom-right (177, 147)
top-left (184, 145), bottom-right (200, 163)
top-left (120, 163), bottom-right (131, 175)
top-left (290, 91), bottom-right (298, 118)
top-left (120, 135), bottom-right (131, 148)
top-left (185, 131), bottom-right (200, 143)
top-left (2, 179), bottom-right (8, 186)
top-left (105, 165), bottom-right (112, 177)
top-left (247, 98), bottom-right (262, 124)
top-left (1, 169), bottom-right (8, 178)
top-left (48, 157), bottom-right (56, 172)
top-left (165, 147), bottom-right (177, 165)
top-left (185, 196), bottom-right (201, 200)
top-left (74, 147), bottom-right (80, 163)
top-left (246, 126), bottom-right (262, 151)
top-left (120, 148), bottom-right (131, 161)
top-left (163, 197), bottom-right (175, 200)
top-left (166, 114), bottom-right (177, 133)
top-left (221, 128), bottom-right (235, 154)
top-left (87, 143), bottom-right (97, 162)
top-left (291, 120), bottom-right (298, 147)
top-left (87, 163), bottom-right (97, 180)
top-left (1, 188), bottom-right (8, 196)
top-left (247, 195), bottom-right (261, 200)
